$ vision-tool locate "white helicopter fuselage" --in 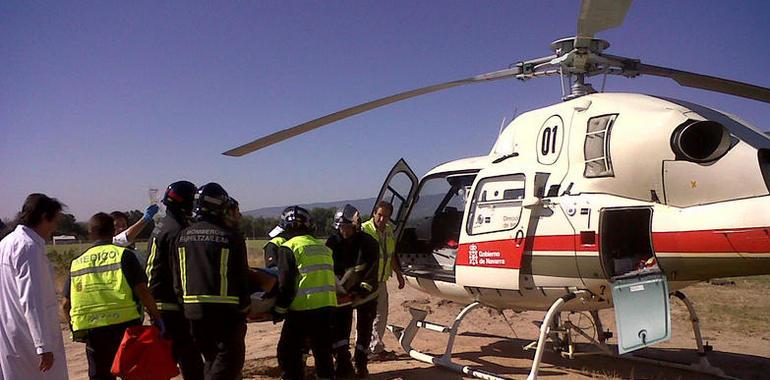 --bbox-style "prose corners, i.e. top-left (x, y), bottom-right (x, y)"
top-left (393, 92), bottom-right (770, 312)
